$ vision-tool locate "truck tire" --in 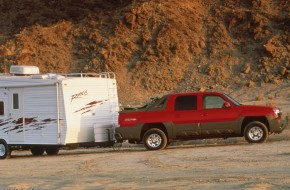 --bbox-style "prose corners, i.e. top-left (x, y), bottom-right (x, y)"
top-left (0, 139), bottom-right (10, 159)
top-left (143, 128), bottom-right (168, 151)
top-left (31, 147), bottom-right (45, 156)
top-left (46, 147), bottom-right (59, 155)
top-left (244, 121), bottom-right (268, 143)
